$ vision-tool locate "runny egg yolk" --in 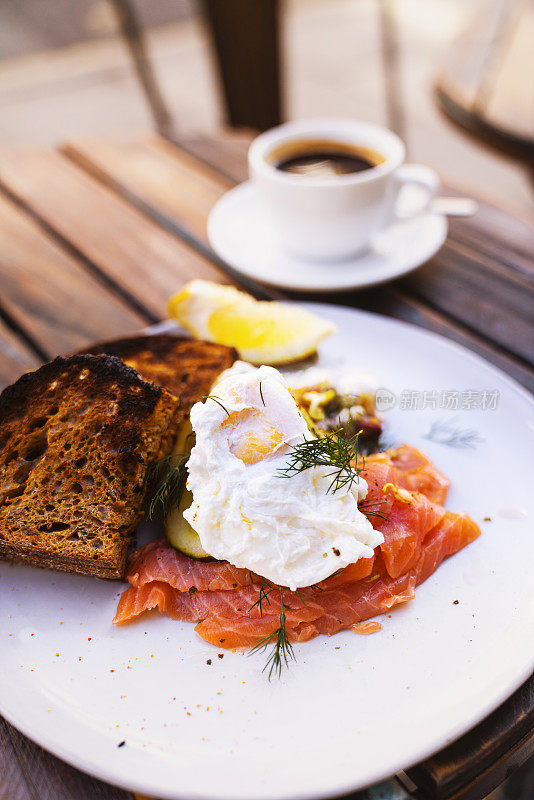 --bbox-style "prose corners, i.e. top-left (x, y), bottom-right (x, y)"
top-left (221, 409), bottom-right (286, 465)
